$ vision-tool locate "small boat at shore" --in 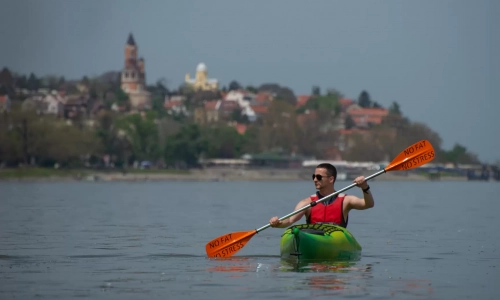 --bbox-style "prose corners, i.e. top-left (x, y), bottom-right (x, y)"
top-left (280, 223), bottom-right (362, 261)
